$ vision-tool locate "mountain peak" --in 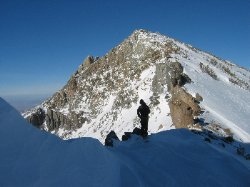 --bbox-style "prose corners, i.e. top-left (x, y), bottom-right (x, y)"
top-left (23, 30), bottom-right (250, 143)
